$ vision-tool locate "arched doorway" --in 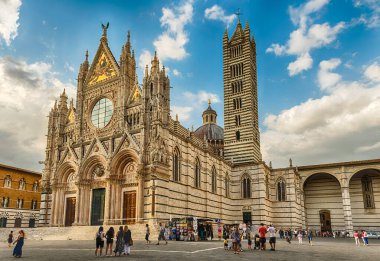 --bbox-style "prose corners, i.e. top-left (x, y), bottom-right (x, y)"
top-left (304, 173), bottom-right (344, 232)
top-left (349, 168), bottom-right (380, 231)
